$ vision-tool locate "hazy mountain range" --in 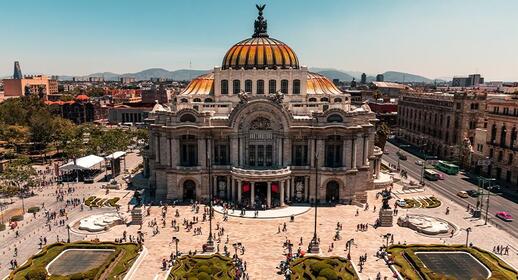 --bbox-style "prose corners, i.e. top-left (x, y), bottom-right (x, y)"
top-left (4, 67), bottom-right (445, 83)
